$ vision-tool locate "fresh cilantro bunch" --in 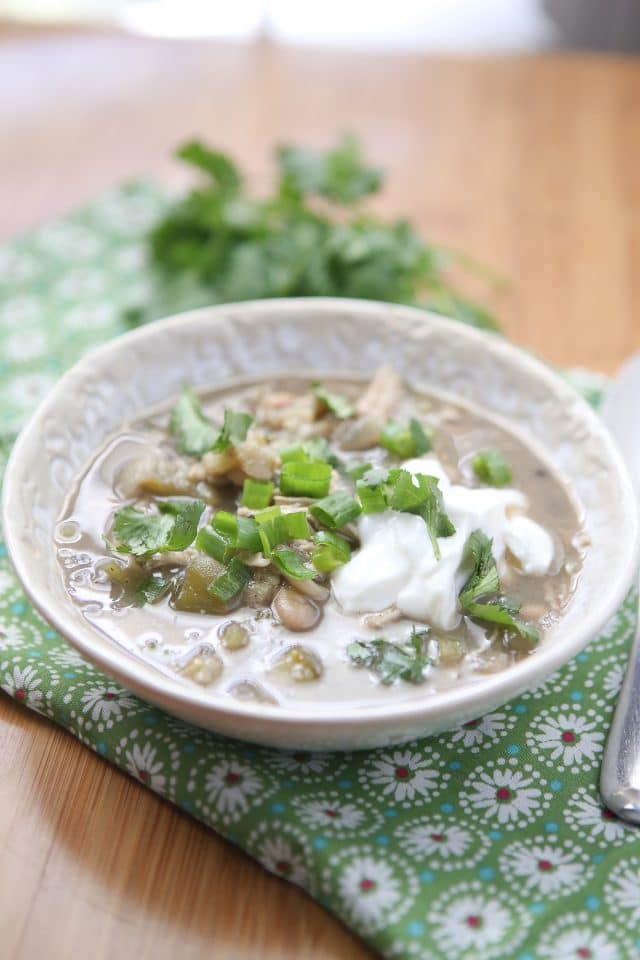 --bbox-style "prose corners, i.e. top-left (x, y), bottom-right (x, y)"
top-left (130, 135), bottom-right (500, 329)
